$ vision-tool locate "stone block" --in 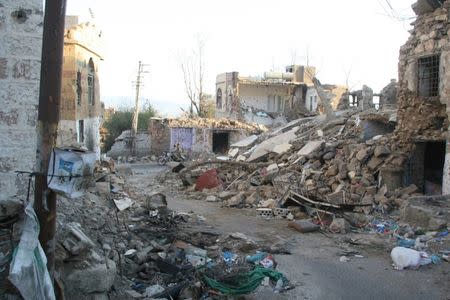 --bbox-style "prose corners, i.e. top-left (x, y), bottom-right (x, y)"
top-left (374, 146), bottom-right (390, 157)
top-left (329, 218), bottom-right (350, 233)
top-left (400, 200), bottom-right (448, 231)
